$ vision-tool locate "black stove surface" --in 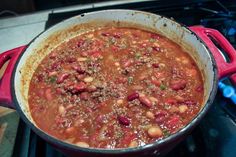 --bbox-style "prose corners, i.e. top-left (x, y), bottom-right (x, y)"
top-left (12, 0), bottom-right (236, 157)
